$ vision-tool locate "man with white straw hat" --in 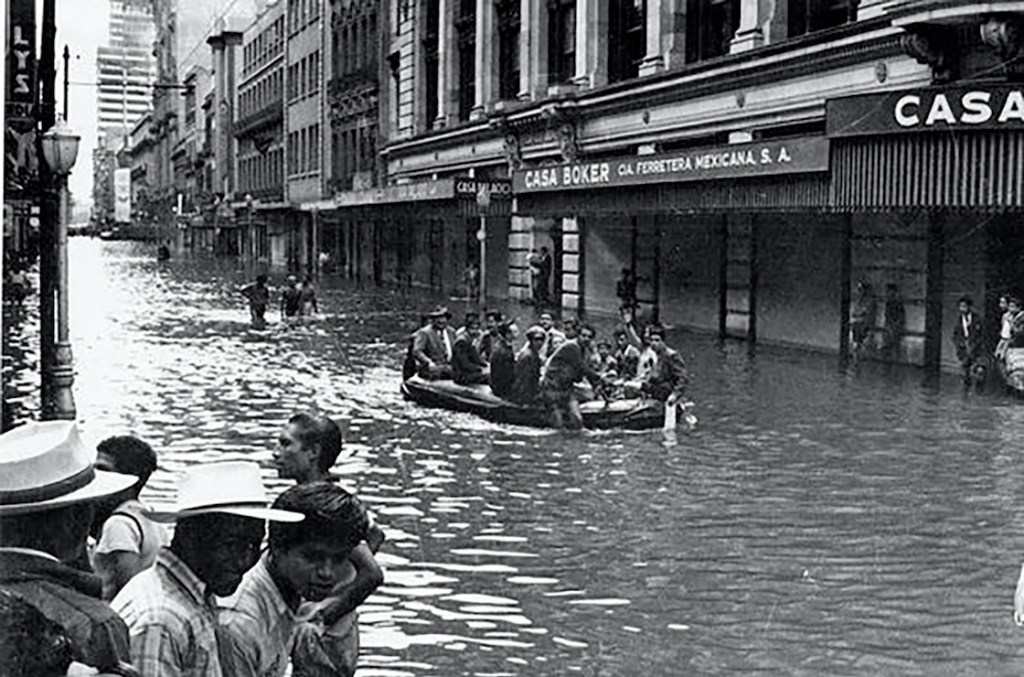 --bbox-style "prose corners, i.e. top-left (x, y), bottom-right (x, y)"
top-left (111, 460), bottom-right (303, 677)
top-left (0, 421), bottom-right (138, 672)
